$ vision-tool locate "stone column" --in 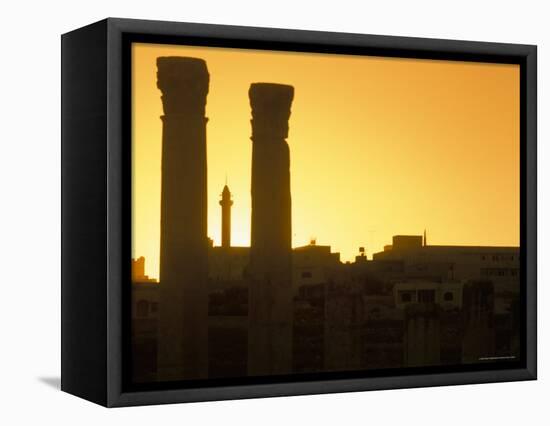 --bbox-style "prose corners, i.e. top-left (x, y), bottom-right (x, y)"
top-left (157, 57), bottom-right (209, 381)
top-left (248, 83), bottom-right (294, 376)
